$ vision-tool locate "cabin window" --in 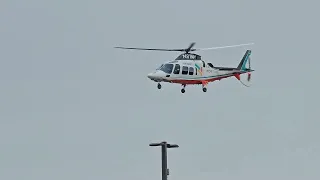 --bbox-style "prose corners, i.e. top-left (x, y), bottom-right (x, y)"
top-left (159, 63), bottom-right (173, 74)
top-left (202, 61), bottom-right (205, 67)
top-left (173, 64), bottom-right (180, 74)
top-left (182, 66), bottom-right (188, 75)
top-left (189, 67), bottom-right (194, 75)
